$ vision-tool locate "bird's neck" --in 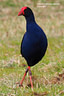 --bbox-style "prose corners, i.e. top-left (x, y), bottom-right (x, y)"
top-left (25, 15), bottom-right (35, 32)
top-left (25, 14), bottom-right (35, 24)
